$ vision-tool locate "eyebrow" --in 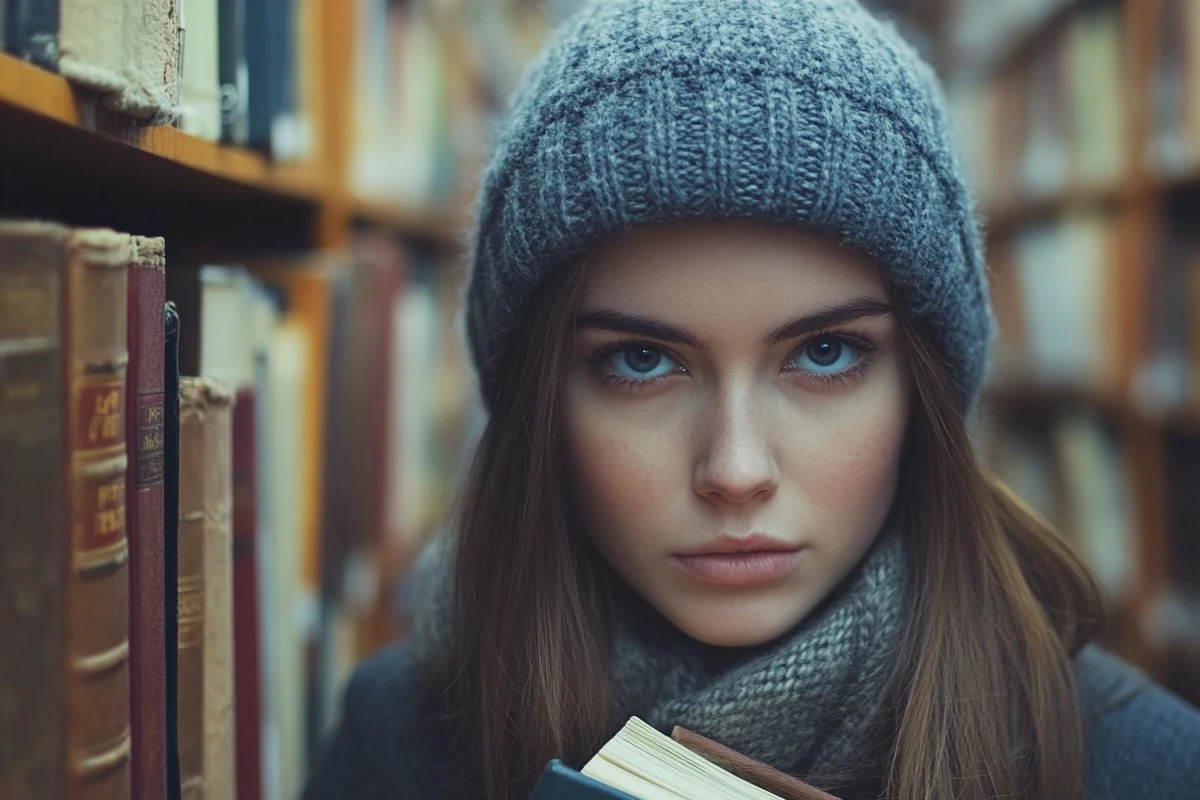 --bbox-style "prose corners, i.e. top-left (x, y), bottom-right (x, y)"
top-left (575, 296), bottom-right (893, 350)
